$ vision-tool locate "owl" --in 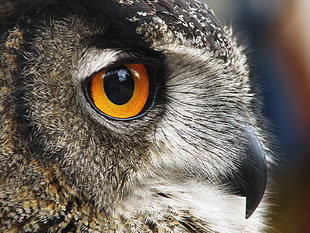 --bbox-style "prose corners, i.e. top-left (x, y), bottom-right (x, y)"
top-left (0, 0), bottom-right (274, 232)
